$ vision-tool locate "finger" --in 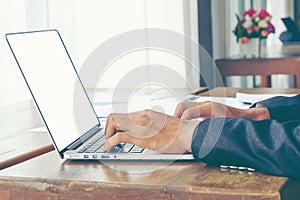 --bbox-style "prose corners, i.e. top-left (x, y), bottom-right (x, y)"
top-left (102, 139), bottom-right (116, 151)
top-left (105, 113), bottom-right (132, 139)
top-left (173, 103), bottom-right (183, 118)
top-left (173, 102), bottom-right (198, 118)
top-left (105, 110), bottom-right (156, 142)
top-left (102, 131), bottom-right (148, 151)
top-left (181, 106), bottom-right (201, 120)
top-left (181, 102), bottom-right (211, 120)
top-left (104, 113), bottom-right (120, 139)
